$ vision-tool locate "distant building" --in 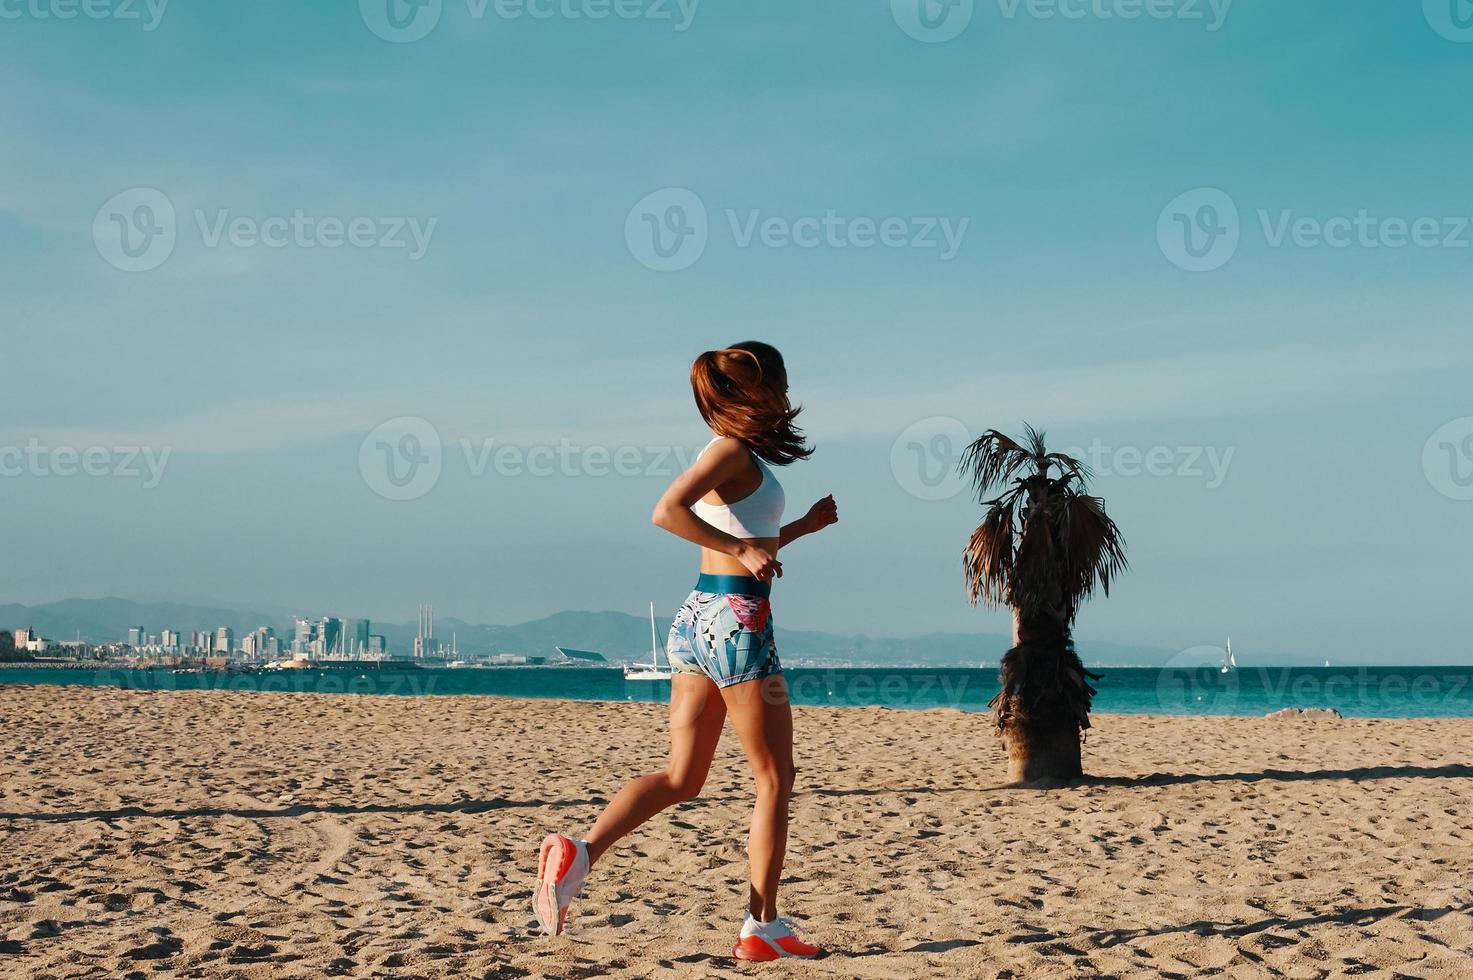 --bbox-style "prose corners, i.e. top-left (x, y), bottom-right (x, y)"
top-left (368, 634), bottom-right (386, 655)
top-left (555, 647), bottom-right (608, 664)
top-left (19, 632), bottom-right (51, 654)
top-left (490, 653), bottom-right (528, 665)
top-left (348, 619), bottom-right (371, 657)
top-left (241, 626), bottom-right (275, 659)
top-left (215, 627), bottom-right (234, 655)
top-left (293, 618), bottom-right (314, 655)
top-left (414, 604), bottom-right (435, 659)
top-left (319, 618), bottom-right (343, 657)
top-left (12, 628), bottom-right (52, 654)
top-left (128, 627), bottom-right (145, 647)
